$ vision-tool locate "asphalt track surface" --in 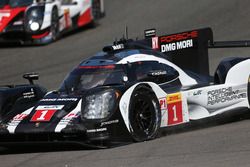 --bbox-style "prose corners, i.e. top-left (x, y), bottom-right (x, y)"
top-left (1, 0), bottom-right (250, 166)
